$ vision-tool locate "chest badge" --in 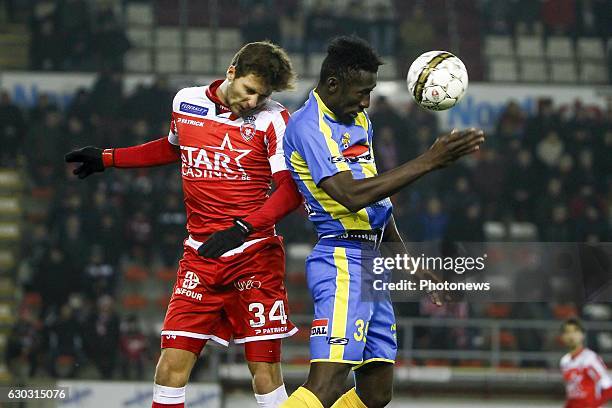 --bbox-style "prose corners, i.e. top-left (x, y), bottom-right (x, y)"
top-left (341, 132), bottom-right (351, 149)
top-left (240, 115), bottom-right (257, 142)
